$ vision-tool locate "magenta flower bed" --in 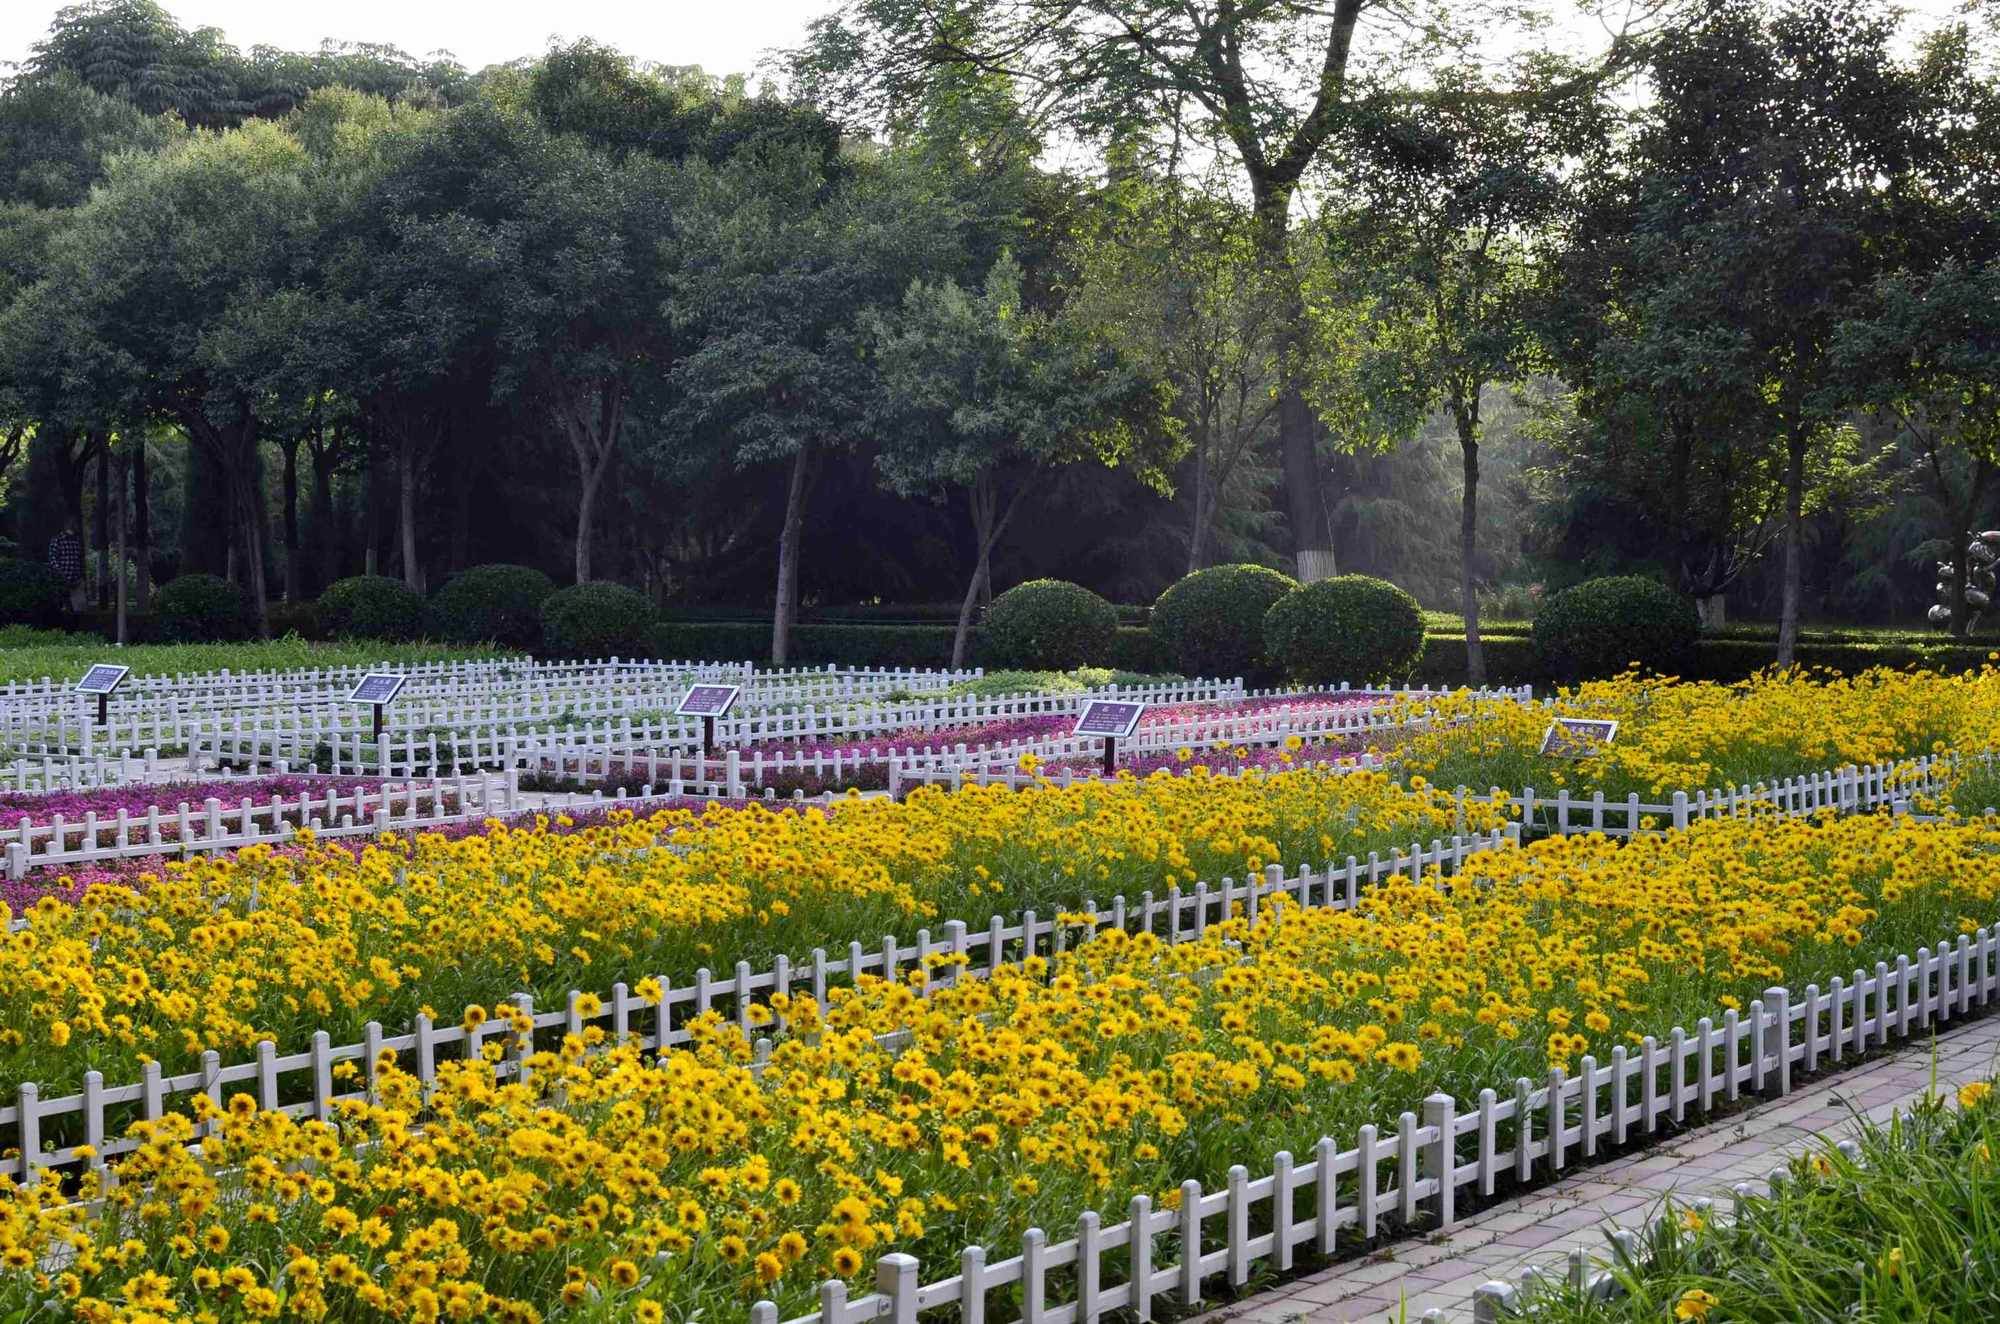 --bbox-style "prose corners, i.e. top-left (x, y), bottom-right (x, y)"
top-left (723, 691), bottom-right (1381, 761)
top-left (0, 776), bottom-right (394, 829)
